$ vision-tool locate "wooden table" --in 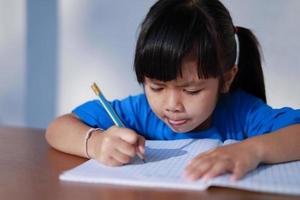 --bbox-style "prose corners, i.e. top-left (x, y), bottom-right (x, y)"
top-left (0, 126), bottom-right (298, 200)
